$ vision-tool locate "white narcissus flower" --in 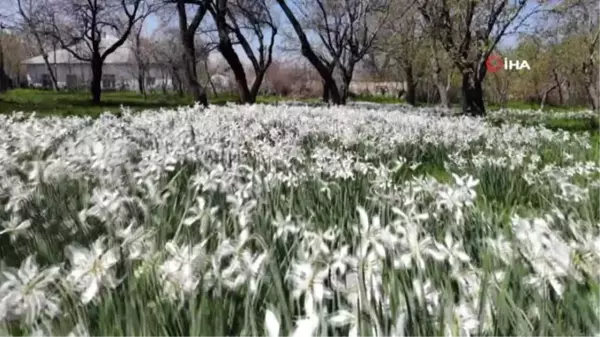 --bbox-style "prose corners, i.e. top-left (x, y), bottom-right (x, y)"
top-left (329, 245), bottom-right (351, 290)
top-left (159, 240), bottom-right (207, 300)
top-left (329, 309), bottom-right (359, 337)
top-left (222, 250), bottom-right (267, 294)
top-left (271, 212), bottom-right (301, 240)
top-left (412, 278), bottom-right (441, 315)
top-left (182, 197), bottom-right (219, 234)
top-left (391, 219), bottom-right (435, 271)
top-left (486, 235), bottom-right (514, 265)
top-left (264, 308), bottom-right (280, 337)
top-left (0, 255), bottom-right (61, 325)
top-left (354, 206), bottom-right (392, 259)
top-left (432, 231), bottom-right (471, 268)
top-left (303, 228), bottom-right (336, 257)
top-left (116, 224), bottom-right (156, 261)
top-left (287, 260), bottom-right (331, 305)
top-left (452, 302), bottom-right (480, 337)
top-left (65, 237), bottom-right (120, 304)
top-left (290, 312), bottom-right (319, 337)
top-left (0, 216), bottom-right (31, 242)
